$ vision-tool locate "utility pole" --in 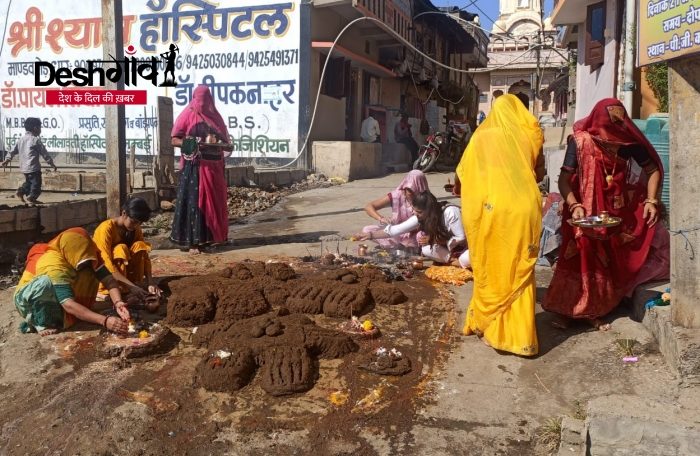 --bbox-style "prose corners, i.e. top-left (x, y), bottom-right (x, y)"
top-left (621, 0), bottom-right (636, 113)
top-left (533, 0), bottom-right (545, 118)
top-left (101, 0), bottom-right (127, 217)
